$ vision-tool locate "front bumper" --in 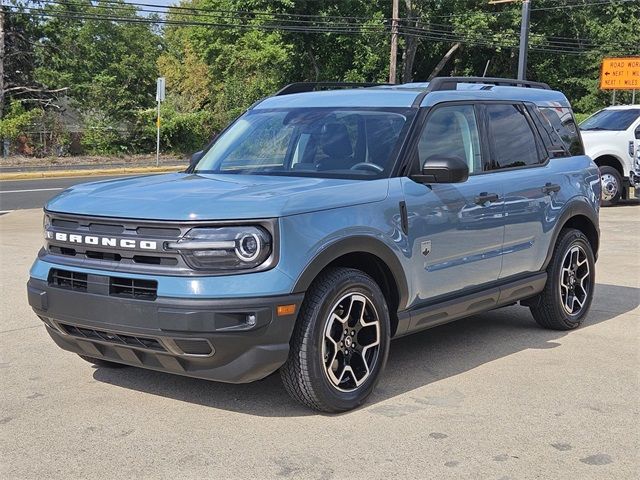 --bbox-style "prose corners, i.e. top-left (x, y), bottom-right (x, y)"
top-left (27, 277), bottom-right (303, 383)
